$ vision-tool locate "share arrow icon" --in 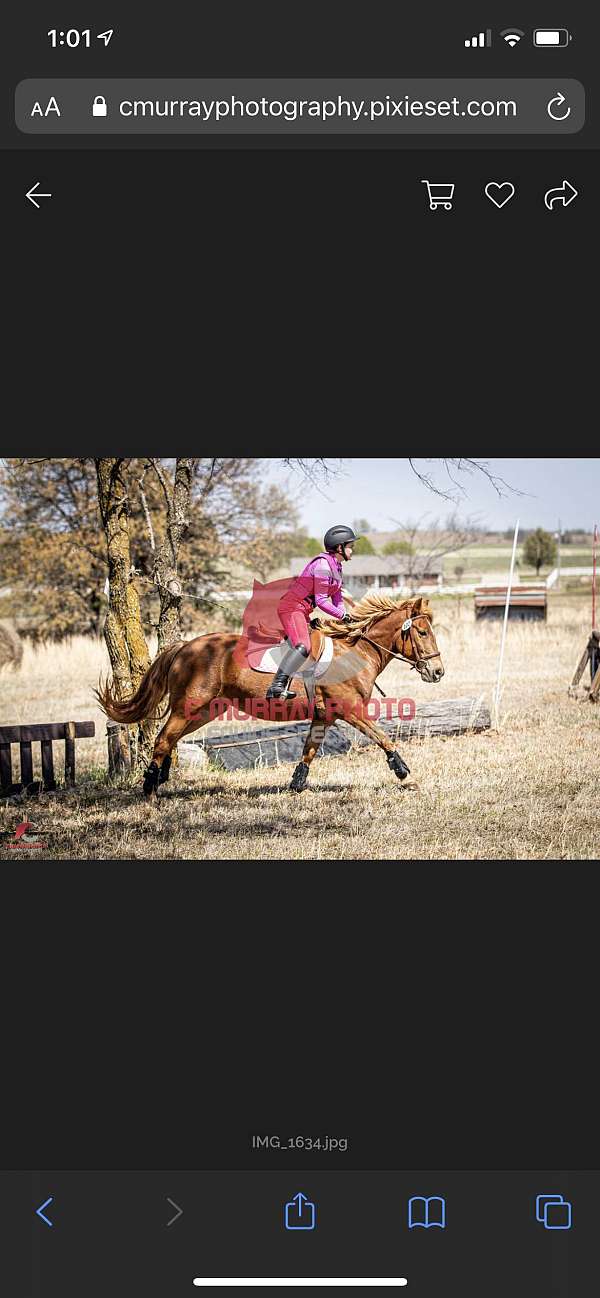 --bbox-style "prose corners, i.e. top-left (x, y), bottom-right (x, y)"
top-left (544, 180), bottom-right (578, 209)
top-left (284, 1191), bottom-right (316, 1230)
